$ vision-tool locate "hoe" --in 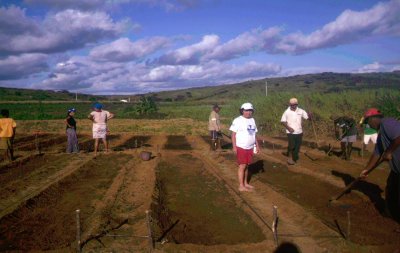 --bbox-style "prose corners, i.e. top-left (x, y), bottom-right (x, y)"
top-left (329, 155), bottom-right (384, 203)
